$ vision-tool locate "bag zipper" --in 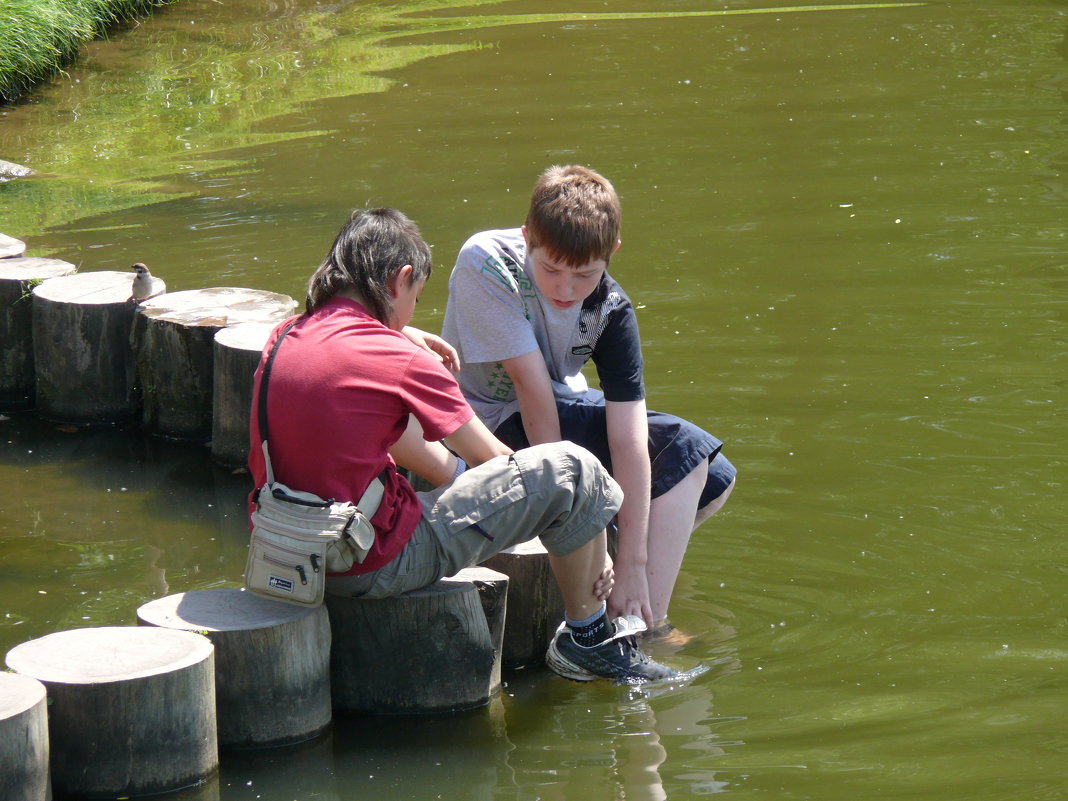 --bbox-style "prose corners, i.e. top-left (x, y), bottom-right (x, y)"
top-left (256, 500), bottom-right (355, 533)
top-left (259, 550), bottom-right (311, 584)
